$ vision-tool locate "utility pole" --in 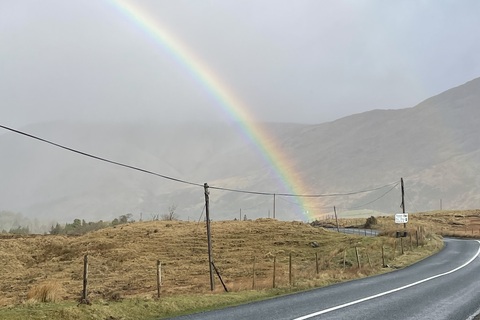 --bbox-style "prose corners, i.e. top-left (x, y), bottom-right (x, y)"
top-left (334, 206), bottom-right (339, 232)
top-left (401, 178), bottom-right (406, 229)
top-left (204, 183), bottom-right (215, 291)
top-left (273, 193), bottom-right (276, 219)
